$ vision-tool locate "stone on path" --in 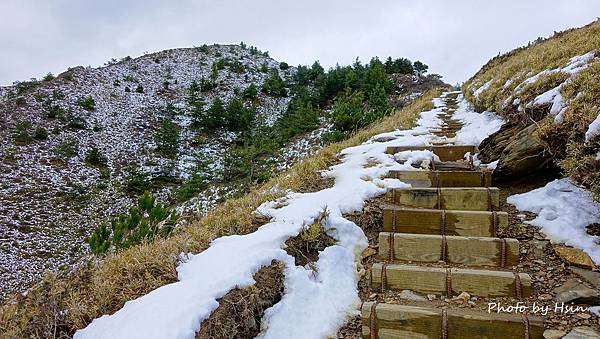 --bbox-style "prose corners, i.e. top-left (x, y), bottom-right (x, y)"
top-left (553, 278), bottom-right (600, 304)
top-left (554, 246), bottom-right (596, 269)
top-left (398, 290), bottom-right (426, 302)
top-left (563, 326), bottom-right (600, 339)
